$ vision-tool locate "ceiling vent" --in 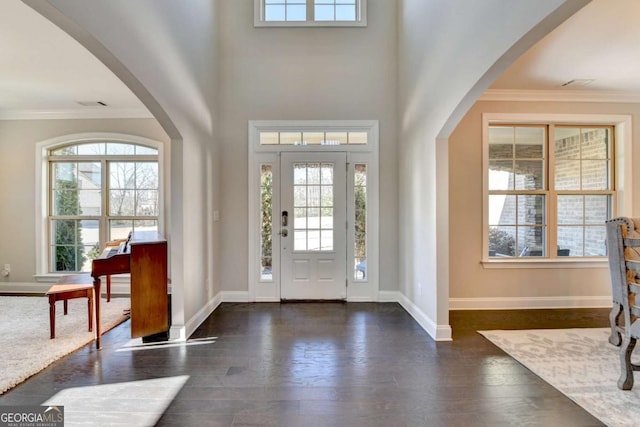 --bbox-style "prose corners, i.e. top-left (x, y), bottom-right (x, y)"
top-left (77, 101), bottom-right (108, 107)
top-left (560, 79), bottom-right (595, 88)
